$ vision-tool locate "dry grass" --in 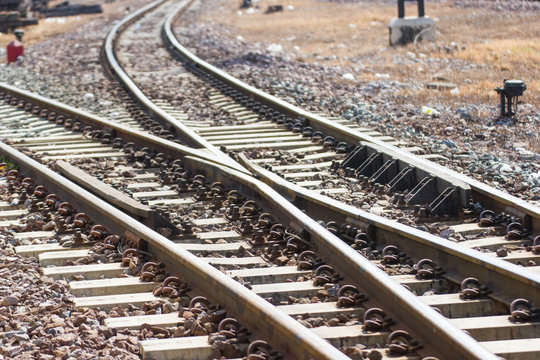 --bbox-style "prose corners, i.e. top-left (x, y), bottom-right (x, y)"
top-left (450, 39), bottom-right (540, 101)
top-left (202, 0), bottom-right (540, 106)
